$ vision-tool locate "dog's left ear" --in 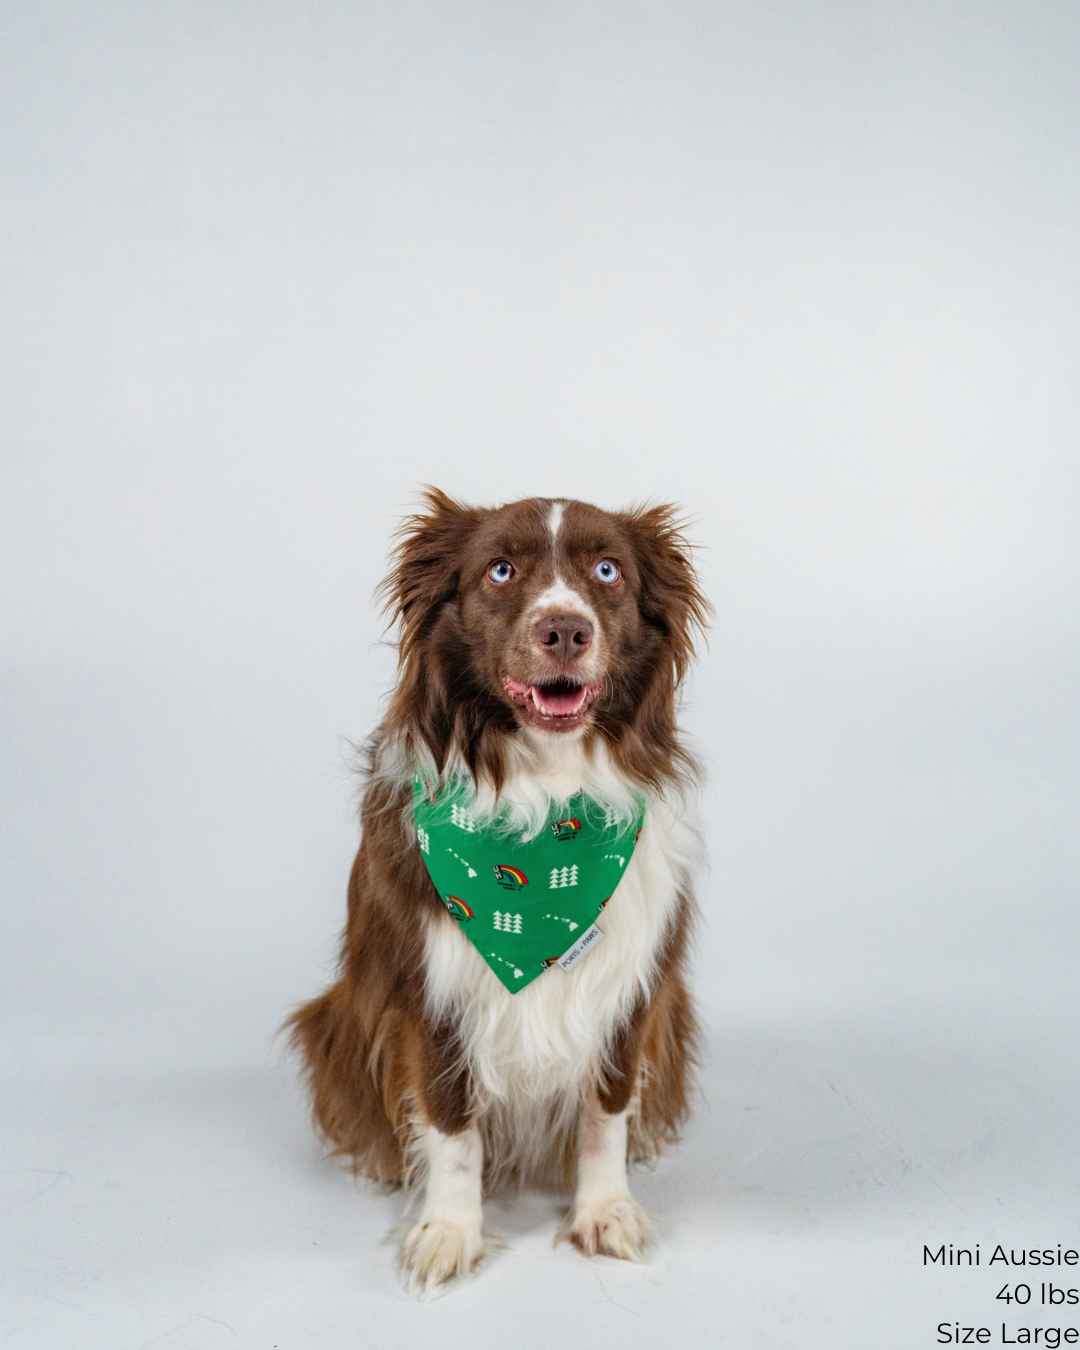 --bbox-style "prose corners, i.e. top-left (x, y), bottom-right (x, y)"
top-left (619, 504), bottom-right (710, 685)
top-left (379, 487), bottom-right (480, 660)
